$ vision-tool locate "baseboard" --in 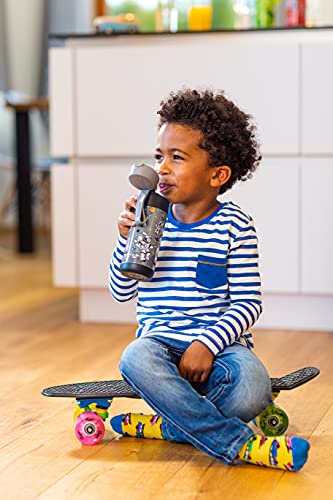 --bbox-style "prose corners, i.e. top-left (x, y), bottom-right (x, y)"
top-left (256, 294), bottom-right (333, 331)
top-left (80, 289), bottom-right (137, 323)
top-left (80, 289), bottom-right (333, 331)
